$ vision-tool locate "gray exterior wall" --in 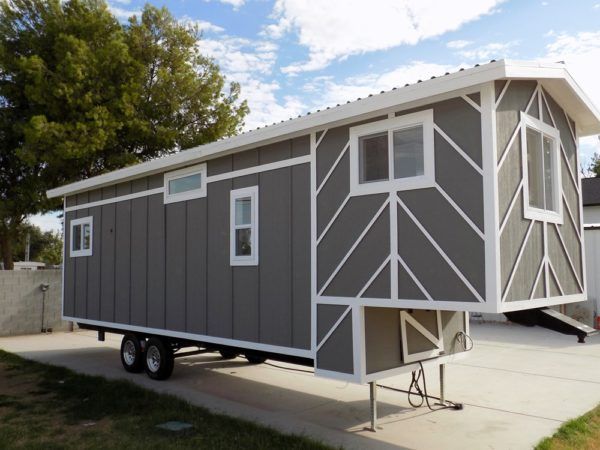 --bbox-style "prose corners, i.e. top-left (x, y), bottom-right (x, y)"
top-left (315, 94), bottom-right (485, 303)
top-left (64, 136), bottom-right (312, 351)
top-left (496, 81), bottom-right (584, 303)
